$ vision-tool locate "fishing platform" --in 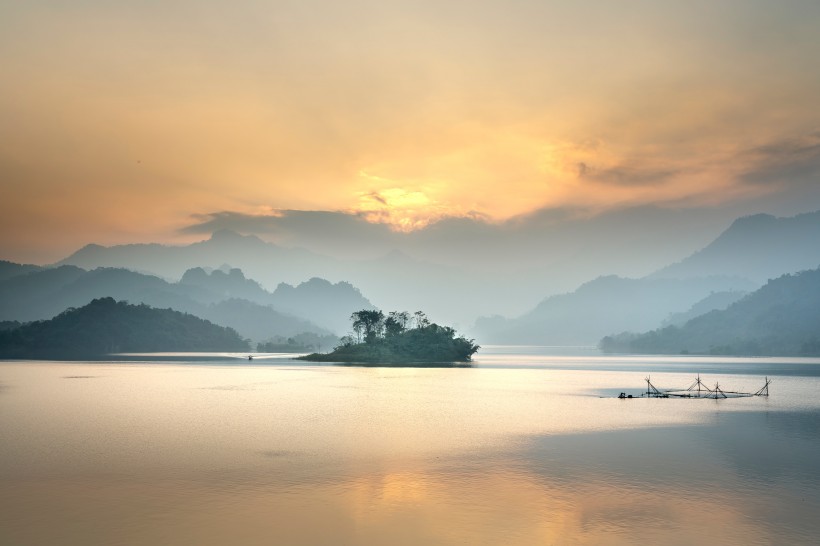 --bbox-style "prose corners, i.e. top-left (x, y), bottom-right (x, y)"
top-left (618, 374), bottom-right (770, 399)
